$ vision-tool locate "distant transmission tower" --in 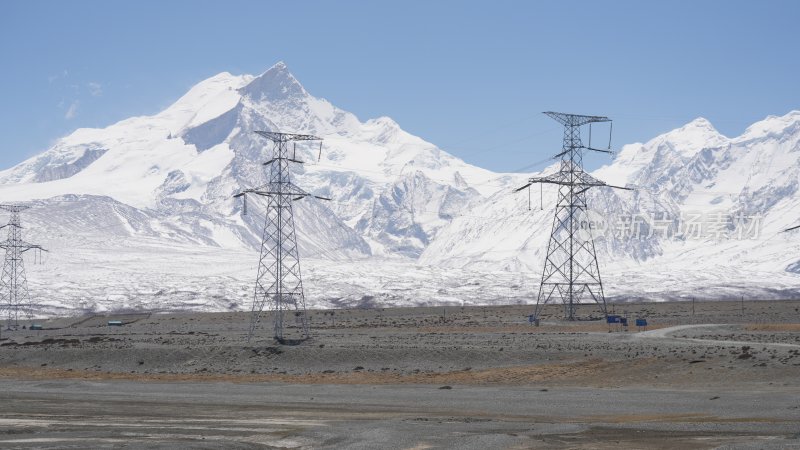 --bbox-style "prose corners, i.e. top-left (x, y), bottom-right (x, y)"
top-left (516, 112), bottom-right (631, 321)
top-left (0, 205), bottom-right (45, 329)
top-left (236, 131), bottom-right (329, 343)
